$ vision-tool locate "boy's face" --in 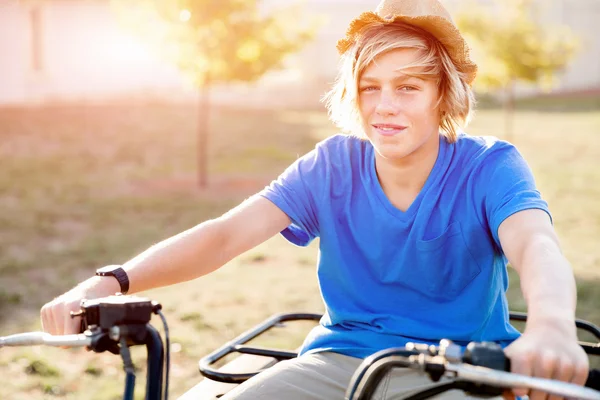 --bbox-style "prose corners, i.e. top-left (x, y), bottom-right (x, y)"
top-left (358, 48), bottom-right (442, 162)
